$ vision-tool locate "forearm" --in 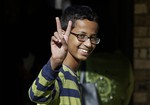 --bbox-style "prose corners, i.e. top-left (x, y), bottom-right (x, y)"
top-left (28, 60), bottom-right (61, 104)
